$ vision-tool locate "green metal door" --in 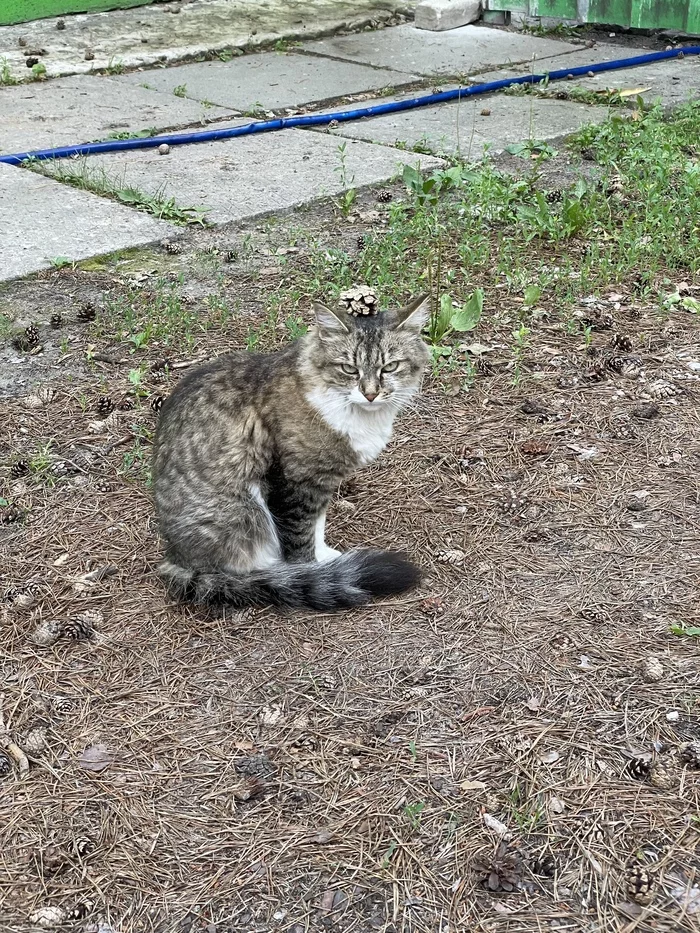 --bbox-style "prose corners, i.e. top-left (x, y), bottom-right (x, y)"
top-left (0, 0), bottom-right (154, 27)
top-left (485, 0), bottom-right (700, 32)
